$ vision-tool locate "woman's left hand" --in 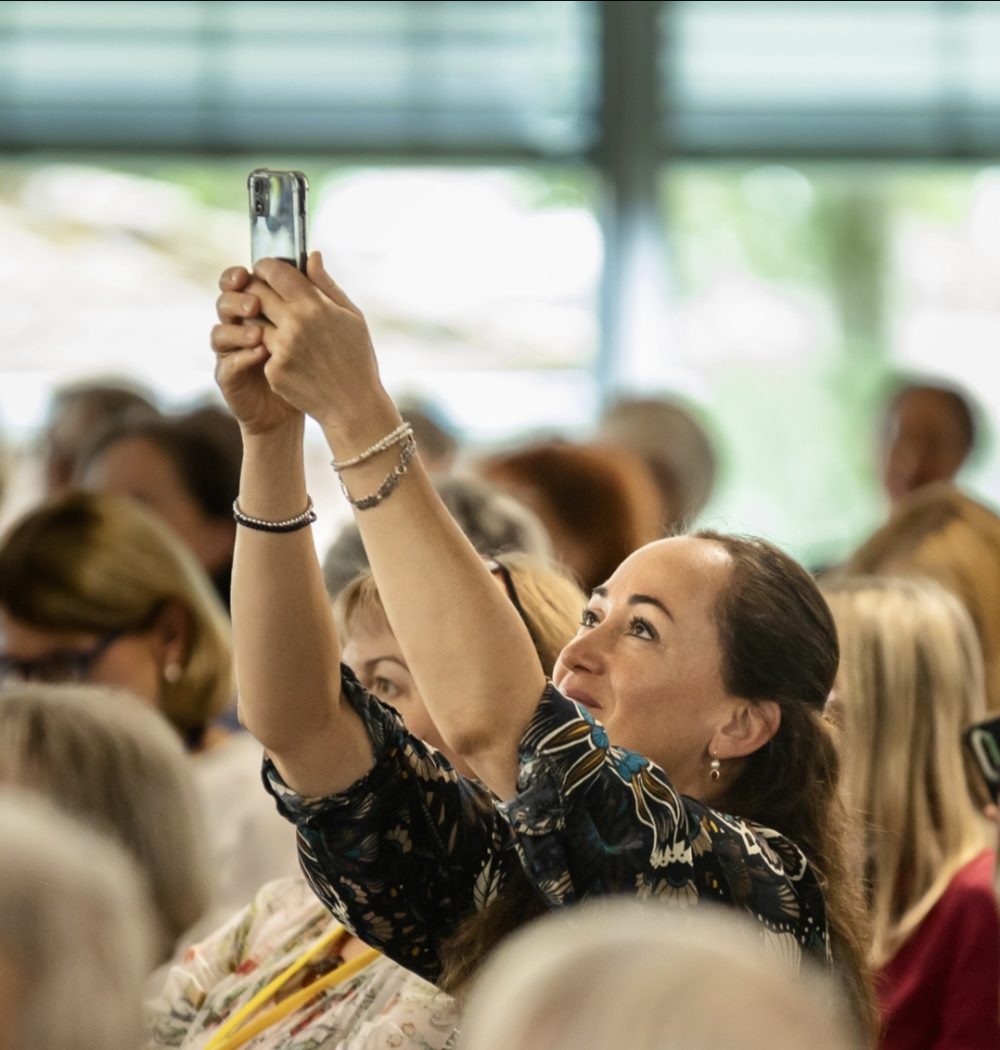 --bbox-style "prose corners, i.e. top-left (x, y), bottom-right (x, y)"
top-left (249, 252), bottom-right (386, 436)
